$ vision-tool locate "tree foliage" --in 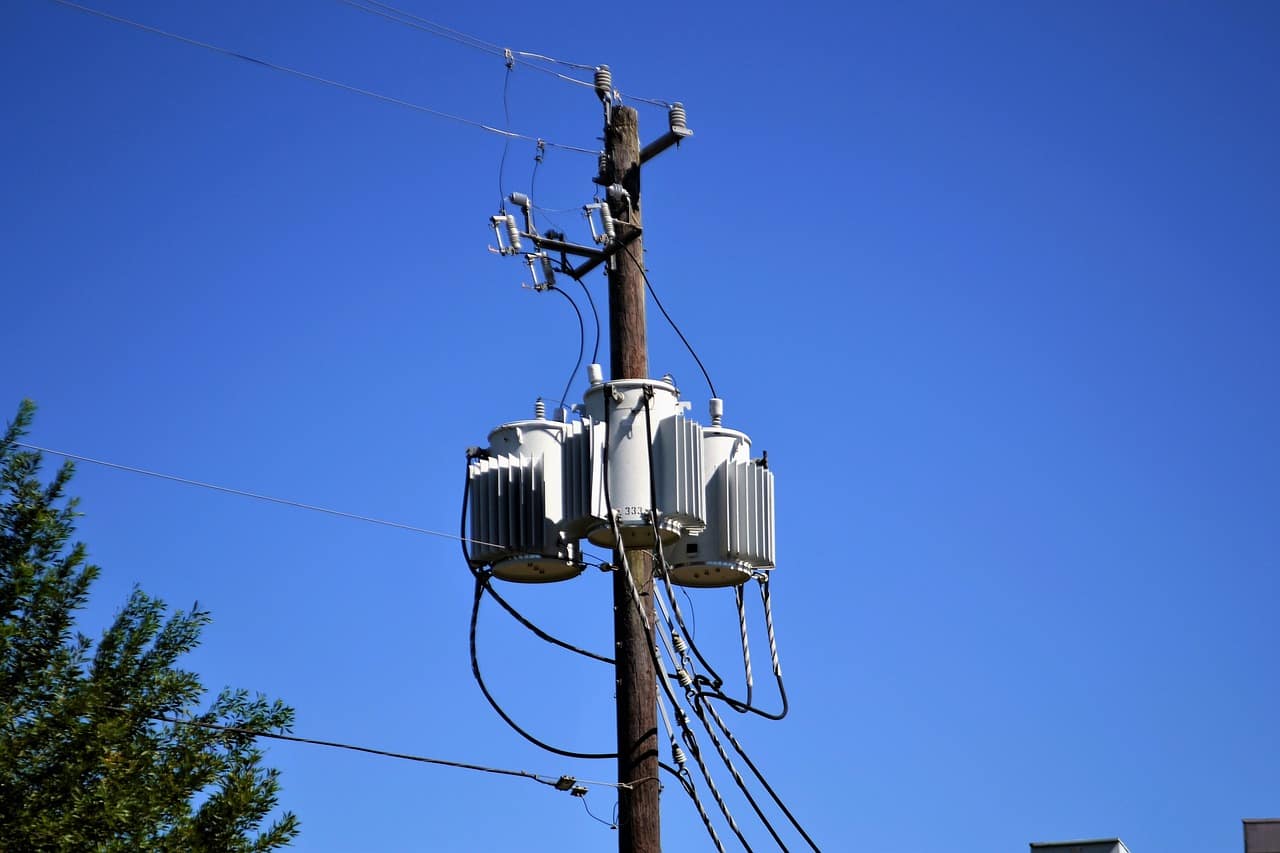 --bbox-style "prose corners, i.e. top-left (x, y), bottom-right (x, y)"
top-left (0, 401), bottom-right (299, 850)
